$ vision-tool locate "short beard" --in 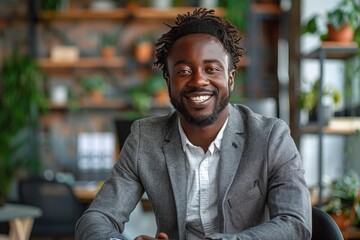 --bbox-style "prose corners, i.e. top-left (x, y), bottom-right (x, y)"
top-left (169, 87), bottom-right (231, 127)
